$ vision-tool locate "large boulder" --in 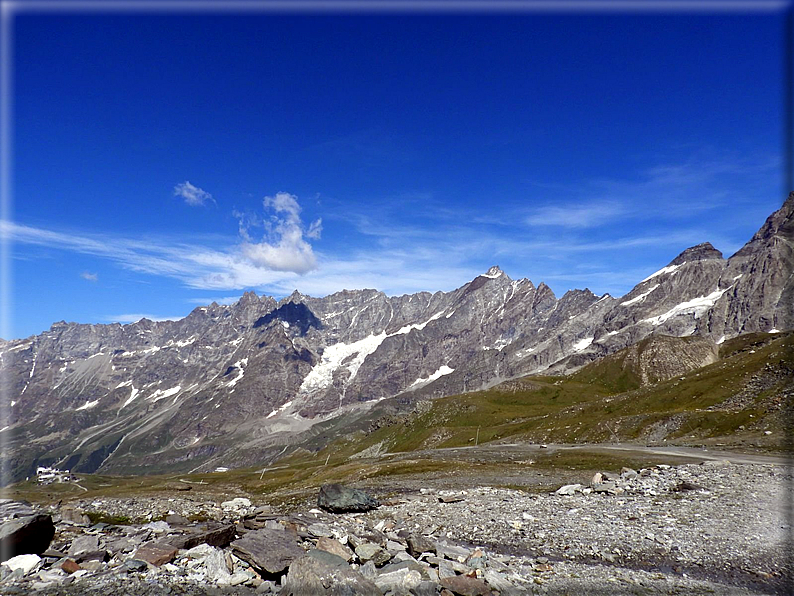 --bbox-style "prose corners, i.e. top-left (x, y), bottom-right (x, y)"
top-left (281, 554), bottom-right (380, 596)
top-left (317, 484), bottom-right (380, 513)
top-left (0, 514), bottom-right (55, 563)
